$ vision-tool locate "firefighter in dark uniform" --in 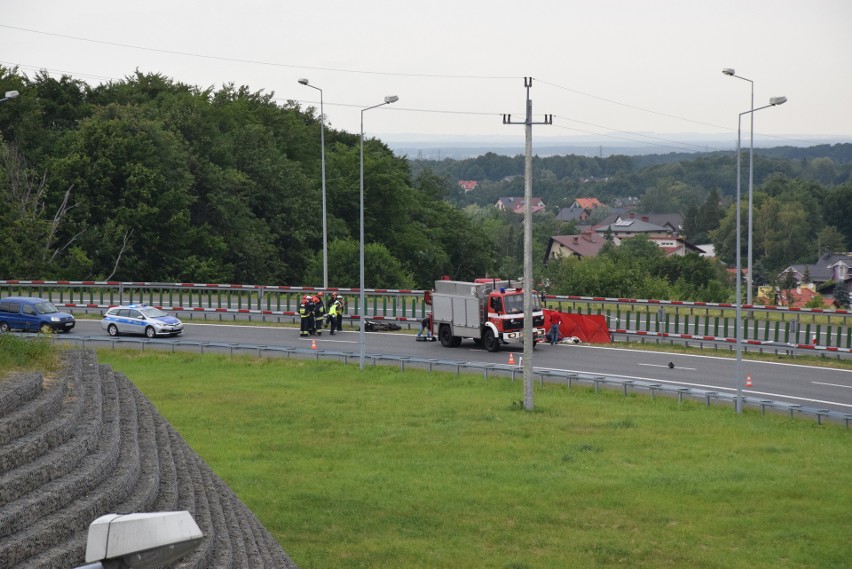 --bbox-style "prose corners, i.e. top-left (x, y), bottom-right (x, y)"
top-left (299, 295), bottom-right (311, 336)
top-left (312, 293), bottom-right (325, 336)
